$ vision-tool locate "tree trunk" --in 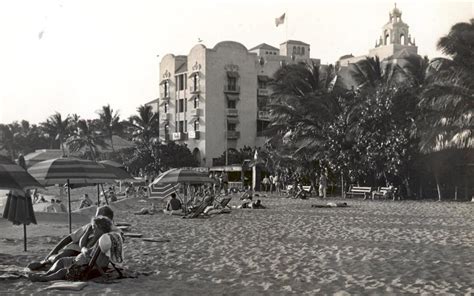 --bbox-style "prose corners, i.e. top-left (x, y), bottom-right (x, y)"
top-left (403, 177), bottom-right (411, 198)
top-left (110, 135), bottom-right (115, 152)
top-left (435, 174), bottom-right (442, 201)
top-left (60, 140), bottom-right (65, 157)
